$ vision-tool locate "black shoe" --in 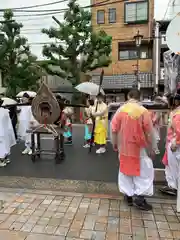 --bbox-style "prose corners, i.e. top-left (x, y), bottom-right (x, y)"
top-left (134, 197), bottom-right (152, 211)
top-left (4, 155), bottom-right (11, 164)
top-left (159, 186), bottom-right (177, 196)
top-left (4, 158), bottom-right (11, 164)
top-left (124, 195), bottom-right (133, 206)
top-left (0, 160), bottom-right (7, 167)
